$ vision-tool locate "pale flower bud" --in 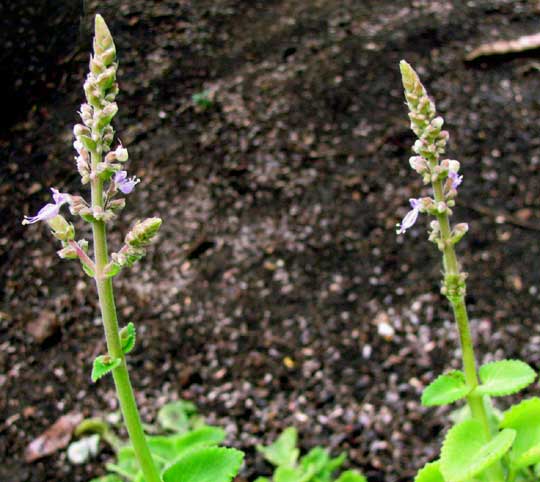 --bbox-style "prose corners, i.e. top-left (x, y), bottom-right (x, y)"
top-left (451, 223), bottom-right (469, 244)
top-left (409, 156), bottom-right (428, 174)
top-left (448, 160), bottom-right (460, 173)
top-left (73, 124), bottom-right (91, 137)
top-left (114, 145), bottom-right (128, 162)
top-left (57, 244), bottom-right (78, 259)
top-left (431, 116), bottom-right (444, 129)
